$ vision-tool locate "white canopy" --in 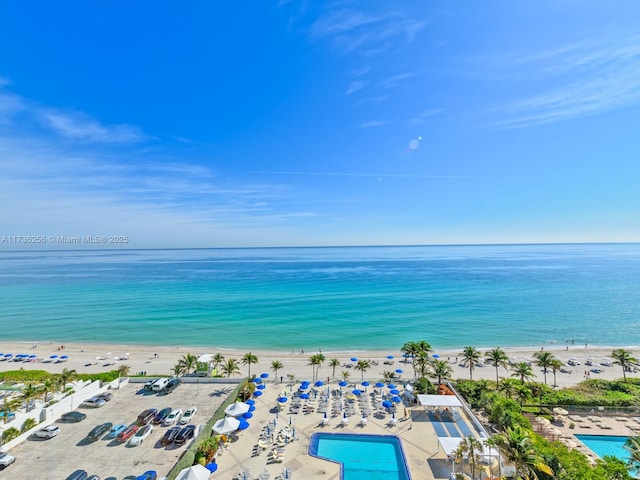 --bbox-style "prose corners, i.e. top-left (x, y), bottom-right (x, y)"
top-left (212, 416), bottom-right (240, 434)
top-left (224, 401), bottom-right (250, 417)
top-left (175, 464), bottom-right (211, 480)
top-left (417, 394), bottom-right (463, 408)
